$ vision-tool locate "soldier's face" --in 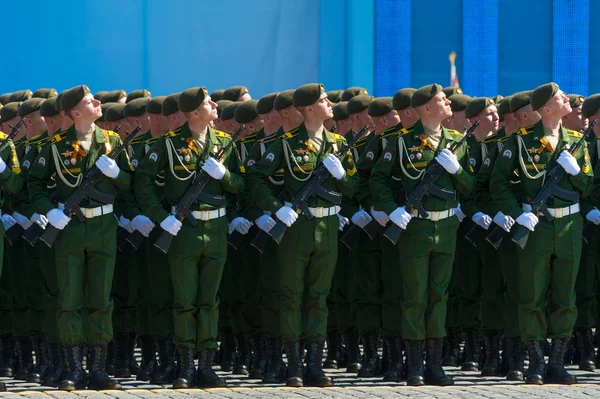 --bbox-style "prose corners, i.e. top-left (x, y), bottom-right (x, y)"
top-left (546, 90), bottom-right (572, 118)
top-left (450, 110), bottom-right (469, 132)
top-left (562, 106), bottom-right (588, 131)
top-left (239, 92), bottom-right (251, 101)
top-left (77, 94), bottom-right (102, 122)
top-left (479, 106), bottom-right (500, 132)
top-left (309, 95), bottom-right (333, 121)
top-left (429, 92), bottom-right (453, 121)
top-left (197, 98), bottom-right (218, 122)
